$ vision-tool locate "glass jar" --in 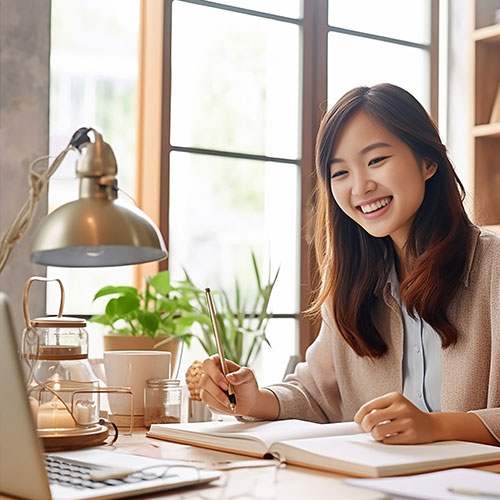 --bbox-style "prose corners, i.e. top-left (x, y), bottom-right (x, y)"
top-left (144, 379), bottom-right (182, 426)
top-left (23, 316), bottom-right (100, 429)
top-left (22, 277), bottom-right (100, 430)
top-left (27, 317), bottom-right (91, 382)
